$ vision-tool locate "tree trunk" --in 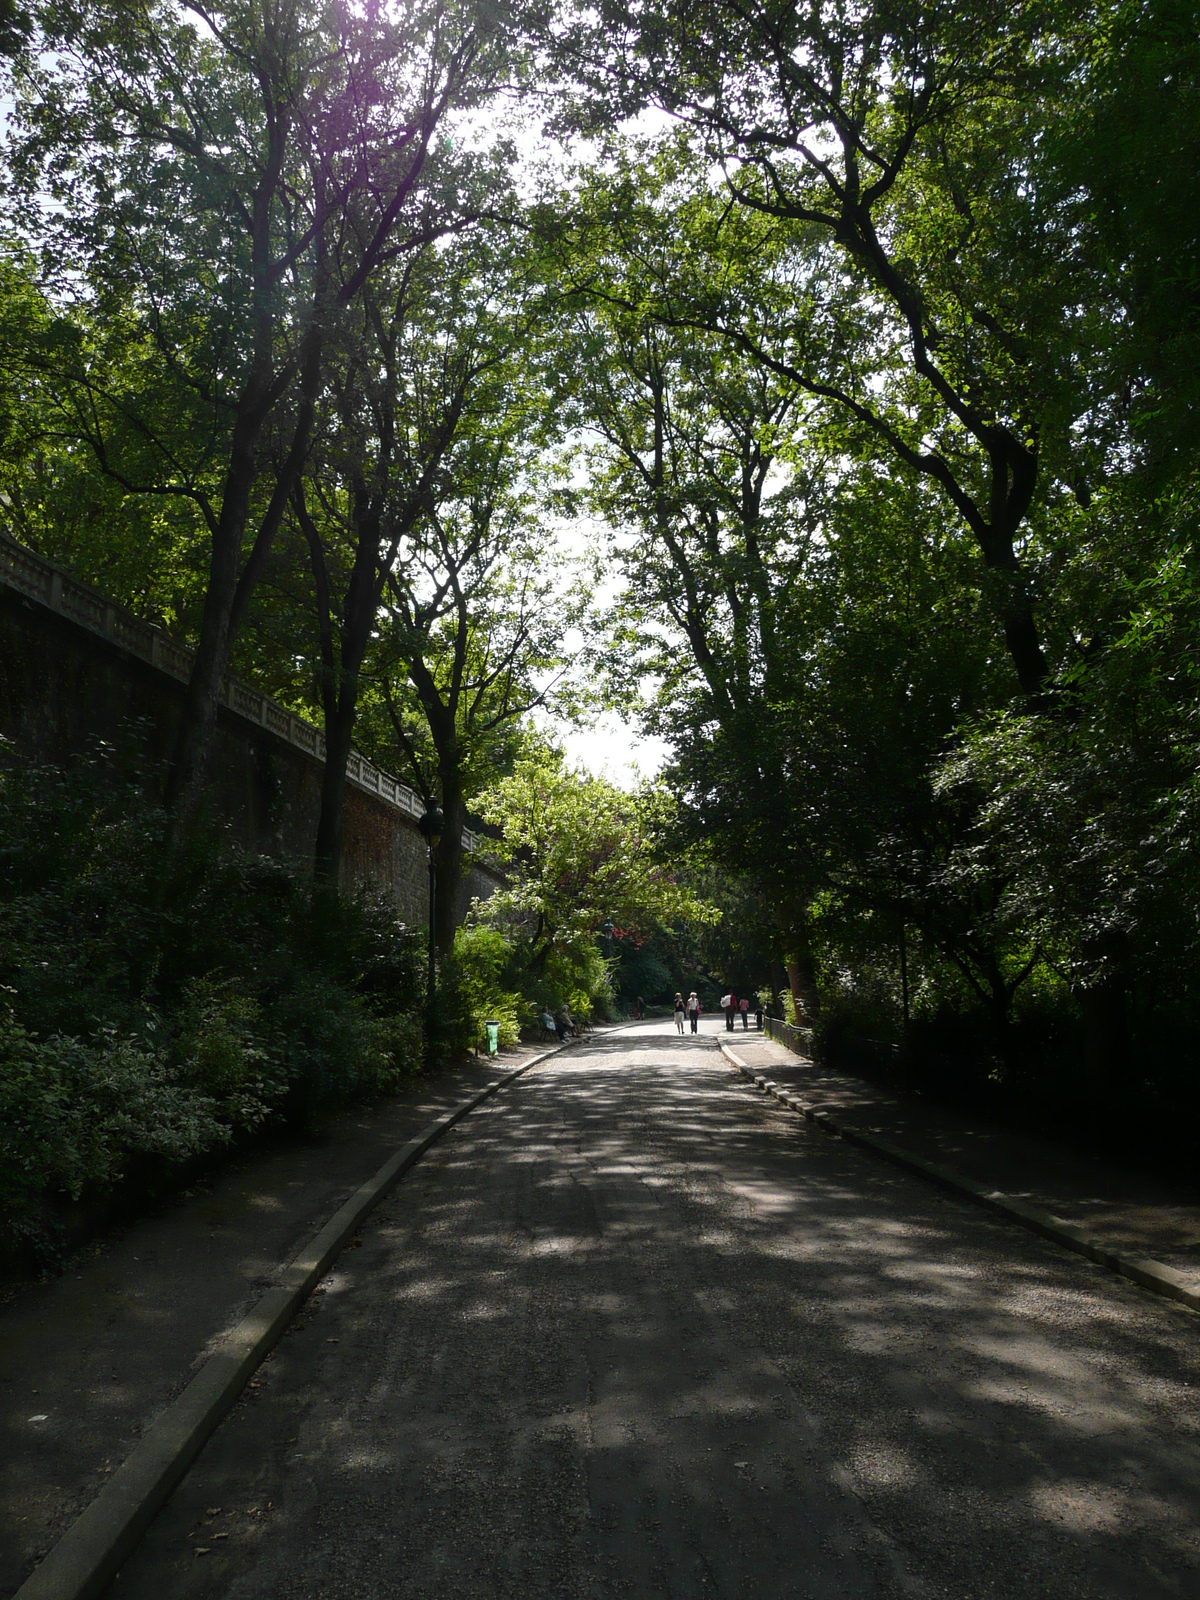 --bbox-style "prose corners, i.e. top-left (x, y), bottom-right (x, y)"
top-left (996, 564), bottom-right (1049, 698)
top-left (166, 236), bottom-right (331, 829)
top-left (434, 781), bottom-right (466, 957)
top-left (311, 608), bottom-right (374, 888)
top-left (164, 426), bottom-right (259, 825)
top-left (988, 975), bottom-right (1014, 1078)
top-left (314, 693), bottom-right (358, 888)
top-left (770, 959), bottom-right (790, 1018)
top-left (785, 950), bottom-right (819, 1026)
top-left (307, 478), bottom-right (385, 887)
